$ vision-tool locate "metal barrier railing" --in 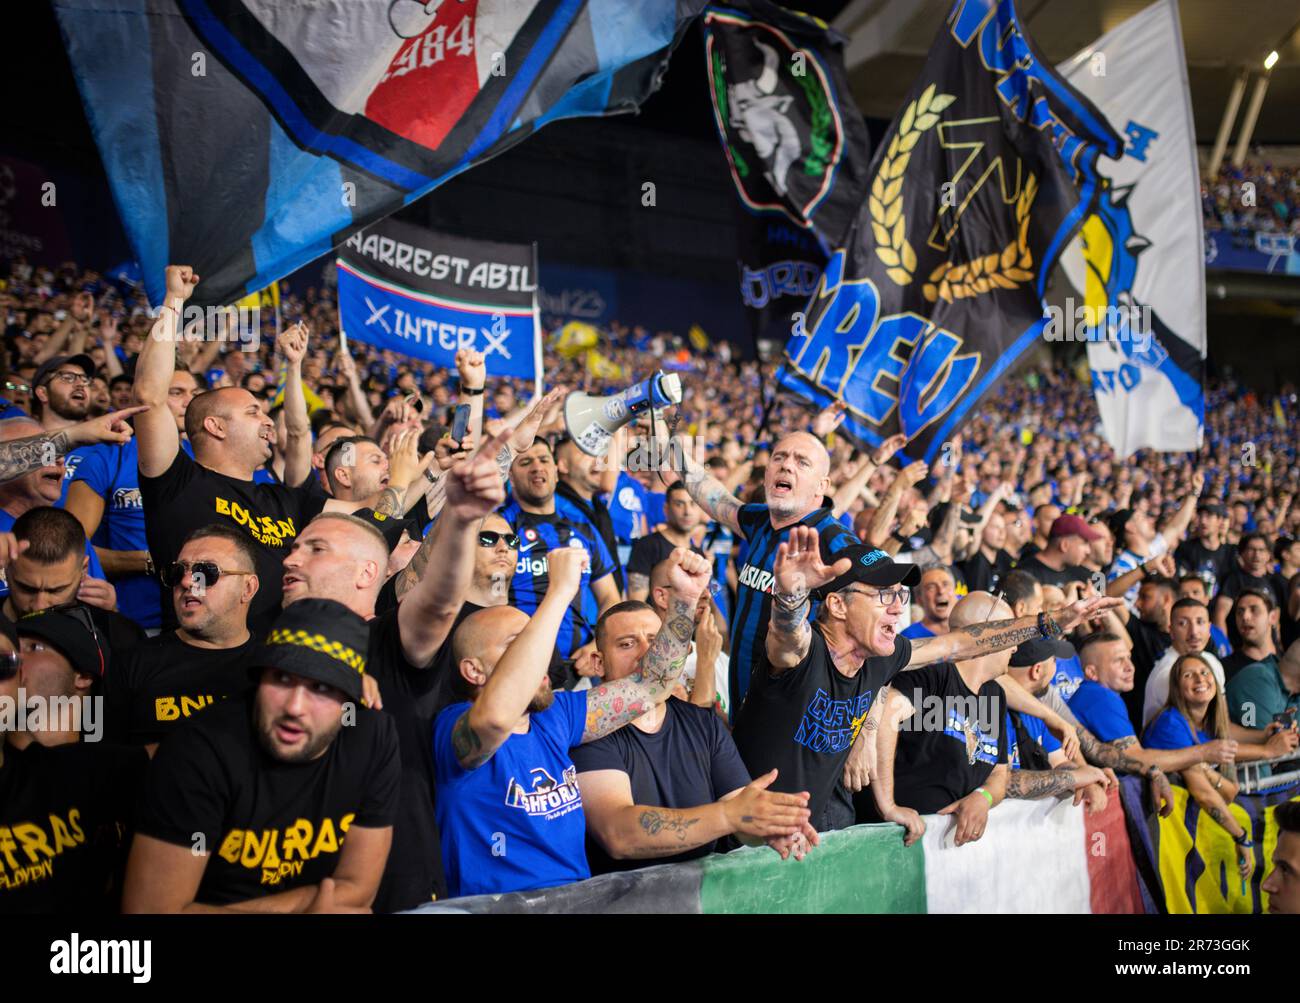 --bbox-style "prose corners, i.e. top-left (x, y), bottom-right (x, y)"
top-left (1237, 753), bottom-right (1300, 795)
